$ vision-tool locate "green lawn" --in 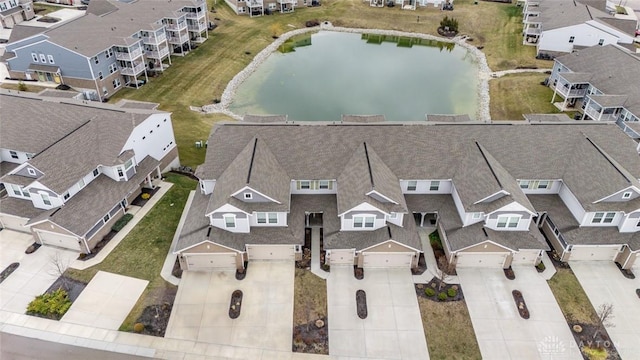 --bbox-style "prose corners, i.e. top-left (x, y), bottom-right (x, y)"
top-left (65, 173), bottom-right (197, 331)
top-left (106, 0), bottom-right (555, 167)
top-left (418, 298), bottom-right (481, 359)
top-left (489, 73), bottom-right (560, 120)
top-left (548, 268), bottom-right (598, 325)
